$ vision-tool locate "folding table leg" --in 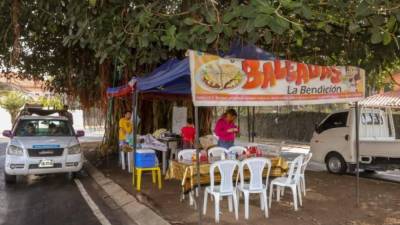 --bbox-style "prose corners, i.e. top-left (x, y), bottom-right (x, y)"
top-left (127, 152), bottom-right (131, 173)
top-left (162, 151), bottom-right (167, 175)
top-left (120, 151), bottom-right (126, 170)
